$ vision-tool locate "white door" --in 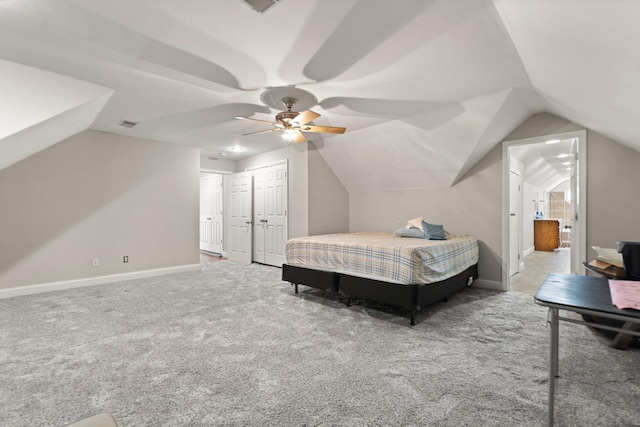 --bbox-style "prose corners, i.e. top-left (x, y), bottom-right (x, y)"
top-left (251, 163), bottom-right (288, 267)
top-left (252, 168), bottom-right (266, 263)
top-left (264, 163), bottom-right (287, 267)
top-left (509, 171), bottom-right (520, 276)
top-left (226, 172), bottom-right (253, 264)
top-left (200, 175), bottom-right (224, 254)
